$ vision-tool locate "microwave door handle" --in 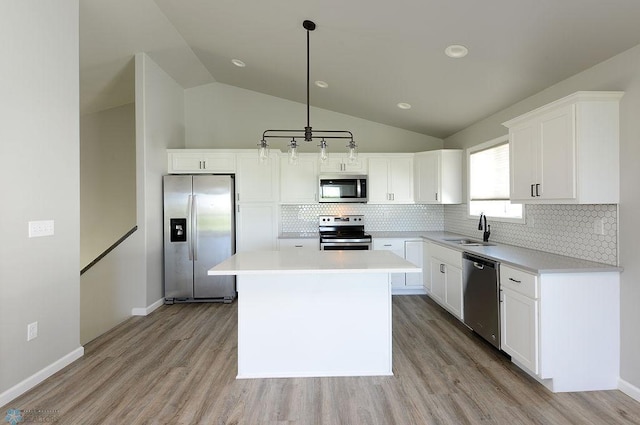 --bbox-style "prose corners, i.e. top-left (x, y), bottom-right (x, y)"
top-left (357, 179), bottom-right (362, 198)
